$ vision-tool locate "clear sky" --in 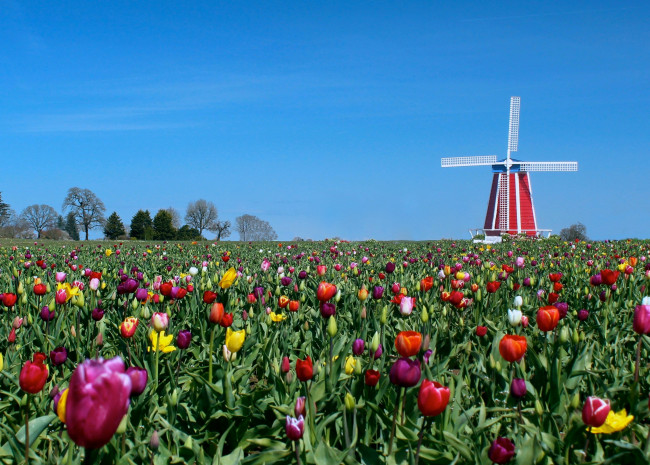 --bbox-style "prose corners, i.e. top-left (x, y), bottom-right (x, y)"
top-left (1, 1), bottom-right (648, 241)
